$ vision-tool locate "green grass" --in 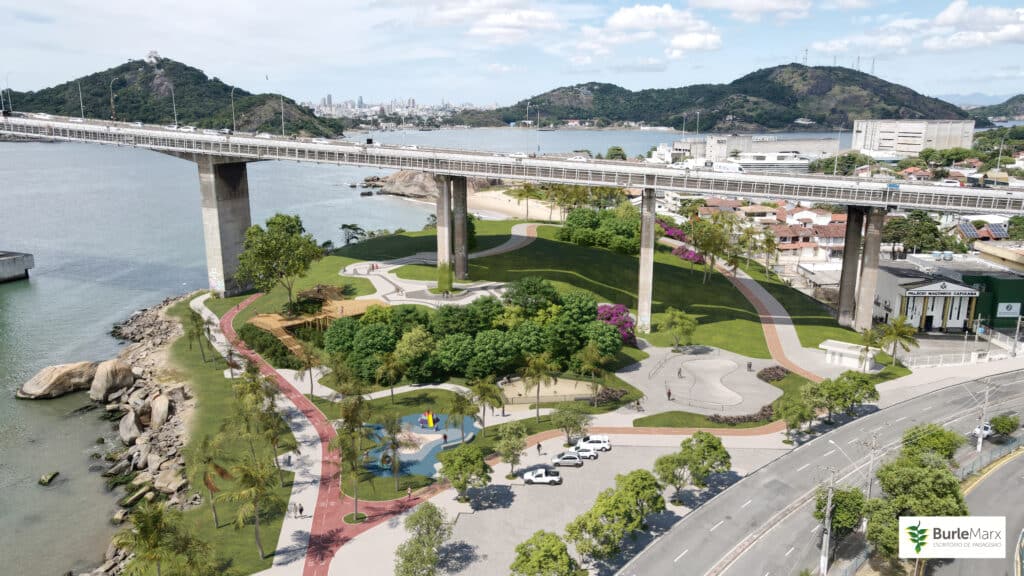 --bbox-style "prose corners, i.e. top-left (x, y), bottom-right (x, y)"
top-left (741, 260), bottom-right (860, 348)
top-left (397, 225), bottom-right (770, 358)
top-left (334, 220), bottom-right (518, 262)
top-left (342, 471), bottom-right (434, 502)
top-left (164, 300), bottom-right (295, 574)
top-left (613, 346), bottom-right (649, 370)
